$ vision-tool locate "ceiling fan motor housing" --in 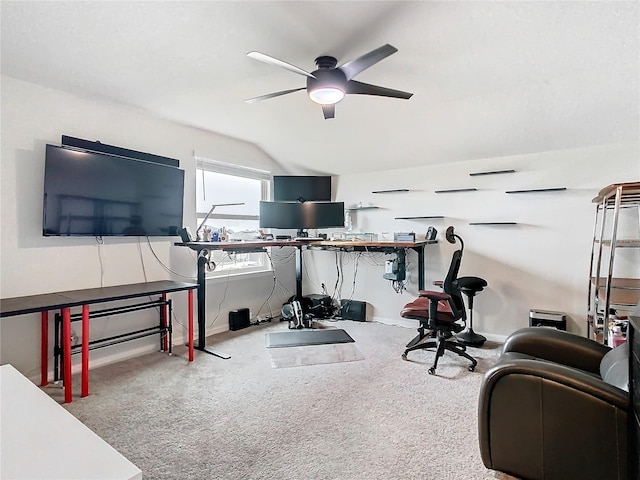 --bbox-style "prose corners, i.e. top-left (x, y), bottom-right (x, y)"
top-left (307, 67), bottom-right (347, 100)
